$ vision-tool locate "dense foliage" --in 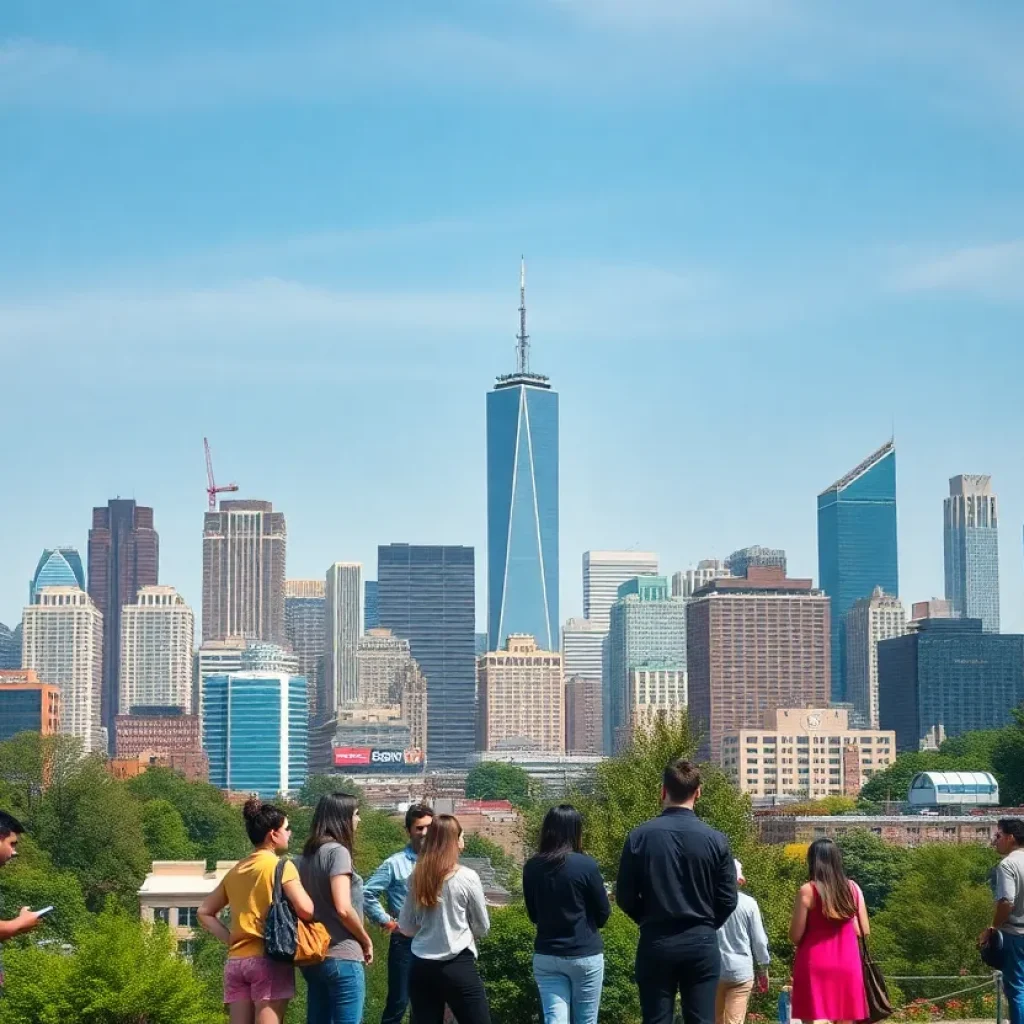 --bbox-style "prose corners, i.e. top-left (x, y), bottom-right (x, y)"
top-left (465, 762), bottom-right (539, 808)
